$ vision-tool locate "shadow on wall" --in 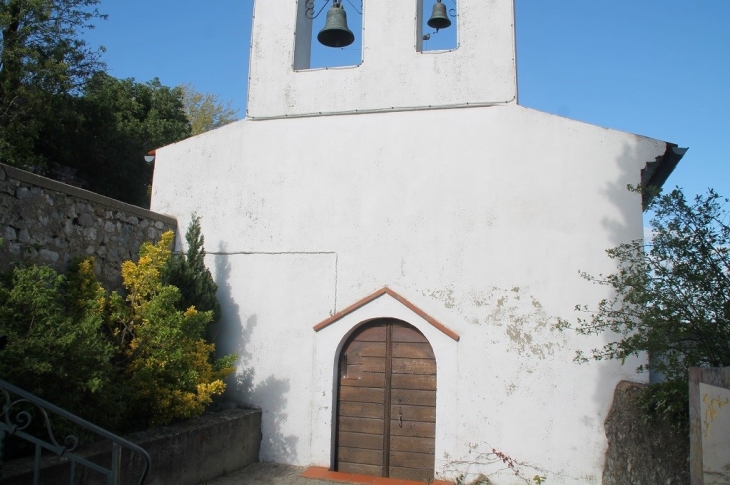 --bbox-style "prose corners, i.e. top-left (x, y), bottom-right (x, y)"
top-left (210, 243), bottom-right (299, 463)
top-left (587, 141), bottom-right (657, 445)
